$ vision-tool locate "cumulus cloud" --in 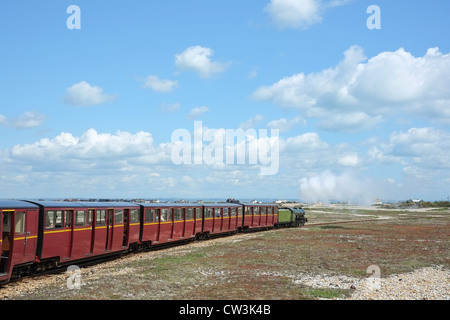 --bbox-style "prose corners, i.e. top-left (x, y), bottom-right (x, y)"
top-left (337, 153), bottom-right (359, 167)
top-left (187, 106), bottom-right (209, 119)
top-left (143, 75), bottom-right (178, 92)
top-left (175, 46), bottom-right (230, 78)
top-left (264, 0), bottom-right (322, 30)
top-left (264, 0), bottom-right (351, 30)
top-left (267, 116), bottom-right (306, 132)
top-left (8, 129), bottom-right (171, 169)
top-left (239, 115), bottom-right (264, 130)
top-left (368, 127), bottom-right (450, 170)
top-left (13, 111), bottom-right (46, 129)
top-left (366, 127), bottom-right (450, 199)
top-left (0, 111), bottom-right (46, 129)
top-left (253, 46), bottom-right (450, 131)
top-left (64, 81), bottom-right (117, 106)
